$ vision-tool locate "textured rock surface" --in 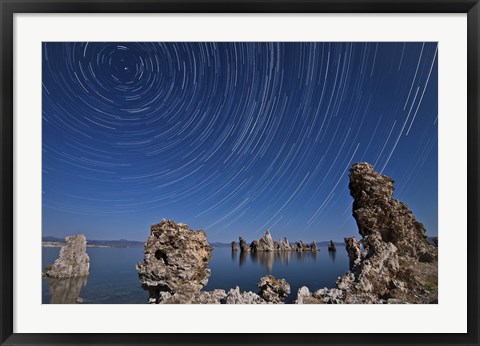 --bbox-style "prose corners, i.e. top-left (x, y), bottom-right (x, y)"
top-left (344, 237), bottom-right (362, 270)
top-left (295, 286), bottom-right (345, 304)
top-left (225, 287), bottom-right (266, 304)
top-left (297, 163), bottom-right (438, 304)
top-left (254, 230), bottom-right (275, 252)
top-left (231, 241), bottom-right (238, 252)
top-left (136, 219), bottom-right (212, 302)
top-left (44, 234), bottom-right (90, 278)
top-left (258, 275), bottom-right (291, 303)
top-left (276, 237), bottom-right (291, 251)
top-left (158, 289), bottom-right (227, 304)
top-left (349, 163), bottom-right (436, 261)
